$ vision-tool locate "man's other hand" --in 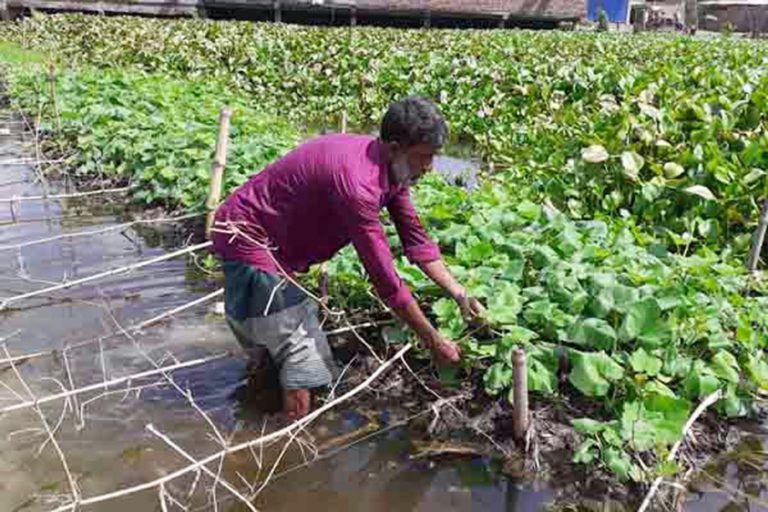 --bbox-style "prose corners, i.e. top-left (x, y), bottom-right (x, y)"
top-left (429, 338), bottom-right (462, 365)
